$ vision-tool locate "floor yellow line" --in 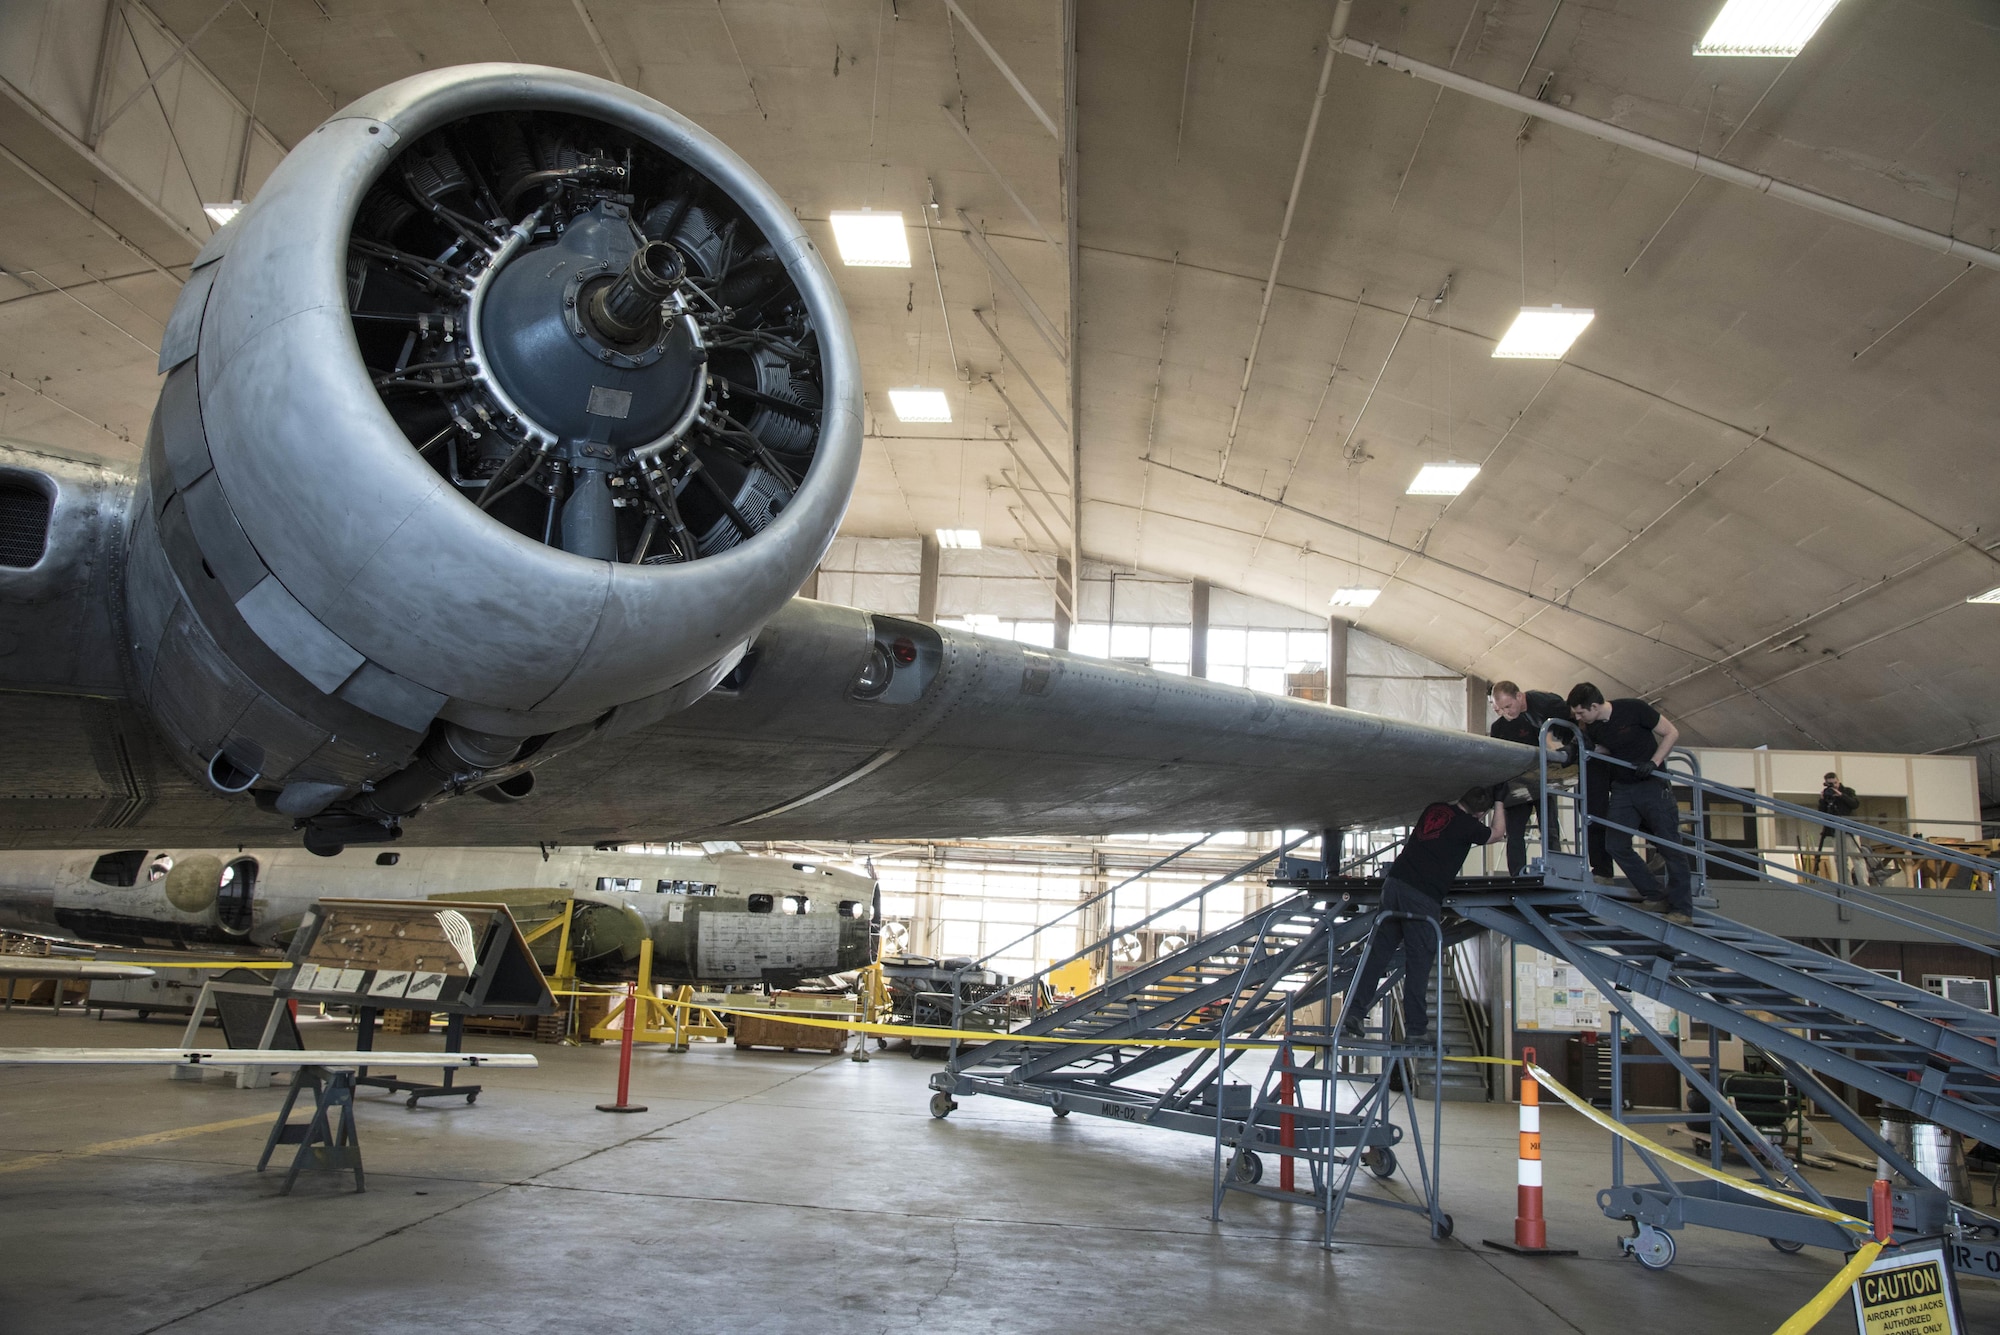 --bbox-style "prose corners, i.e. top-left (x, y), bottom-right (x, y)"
top-left (0, 1112), bottom-right (275, 1175)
